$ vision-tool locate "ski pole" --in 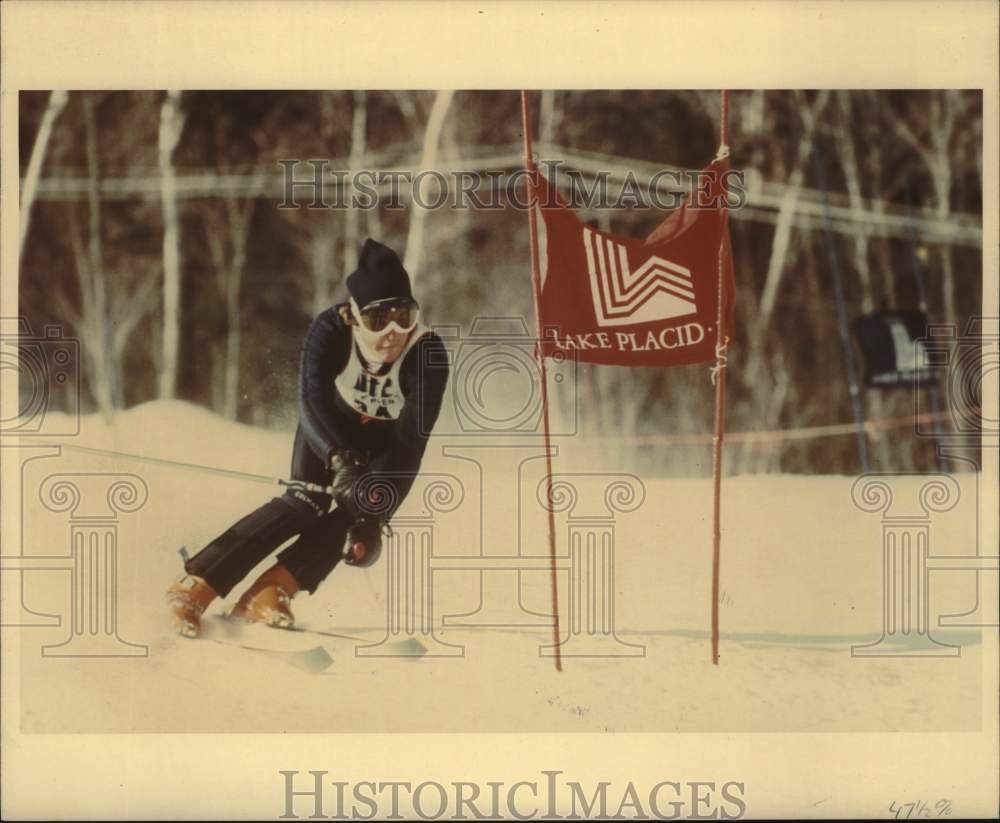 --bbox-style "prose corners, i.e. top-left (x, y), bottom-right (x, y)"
top-left (32, 440), bottom-right (335, 495)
